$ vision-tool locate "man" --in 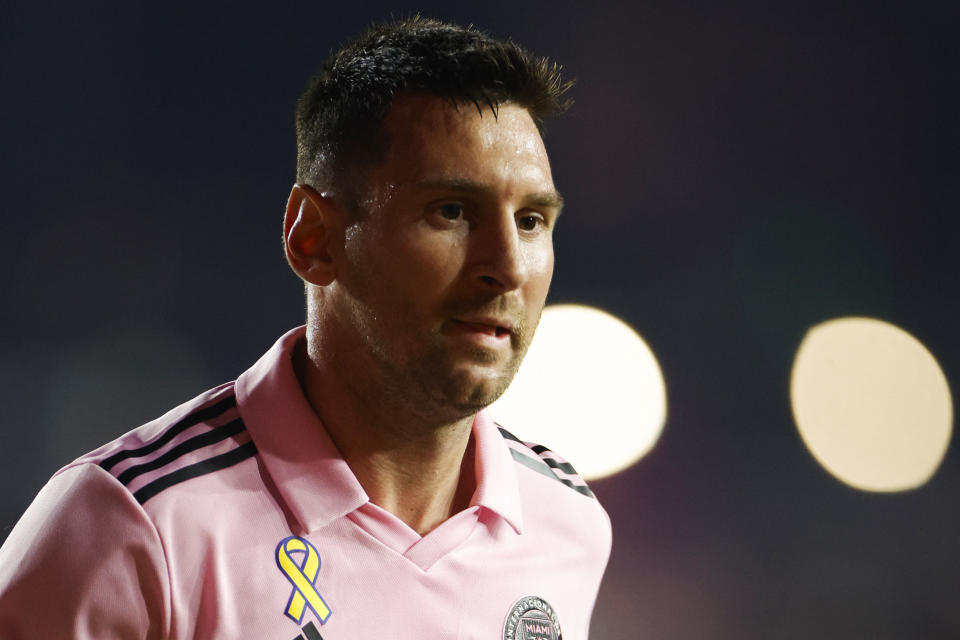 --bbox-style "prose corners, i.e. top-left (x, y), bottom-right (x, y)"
top-left (0, 17), bottom-right (611, 639)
